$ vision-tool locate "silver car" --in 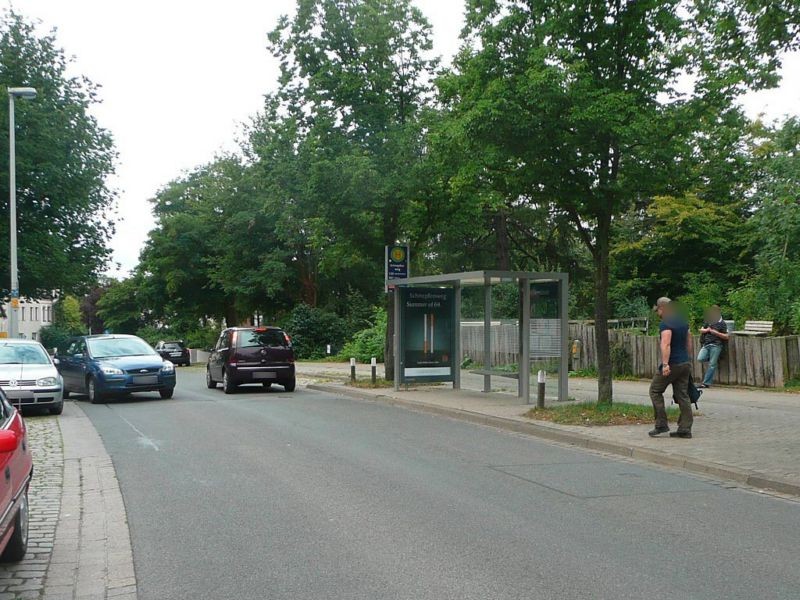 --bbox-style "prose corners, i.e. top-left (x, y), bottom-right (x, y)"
top-left (0, 340), bottom-right (63, 415)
